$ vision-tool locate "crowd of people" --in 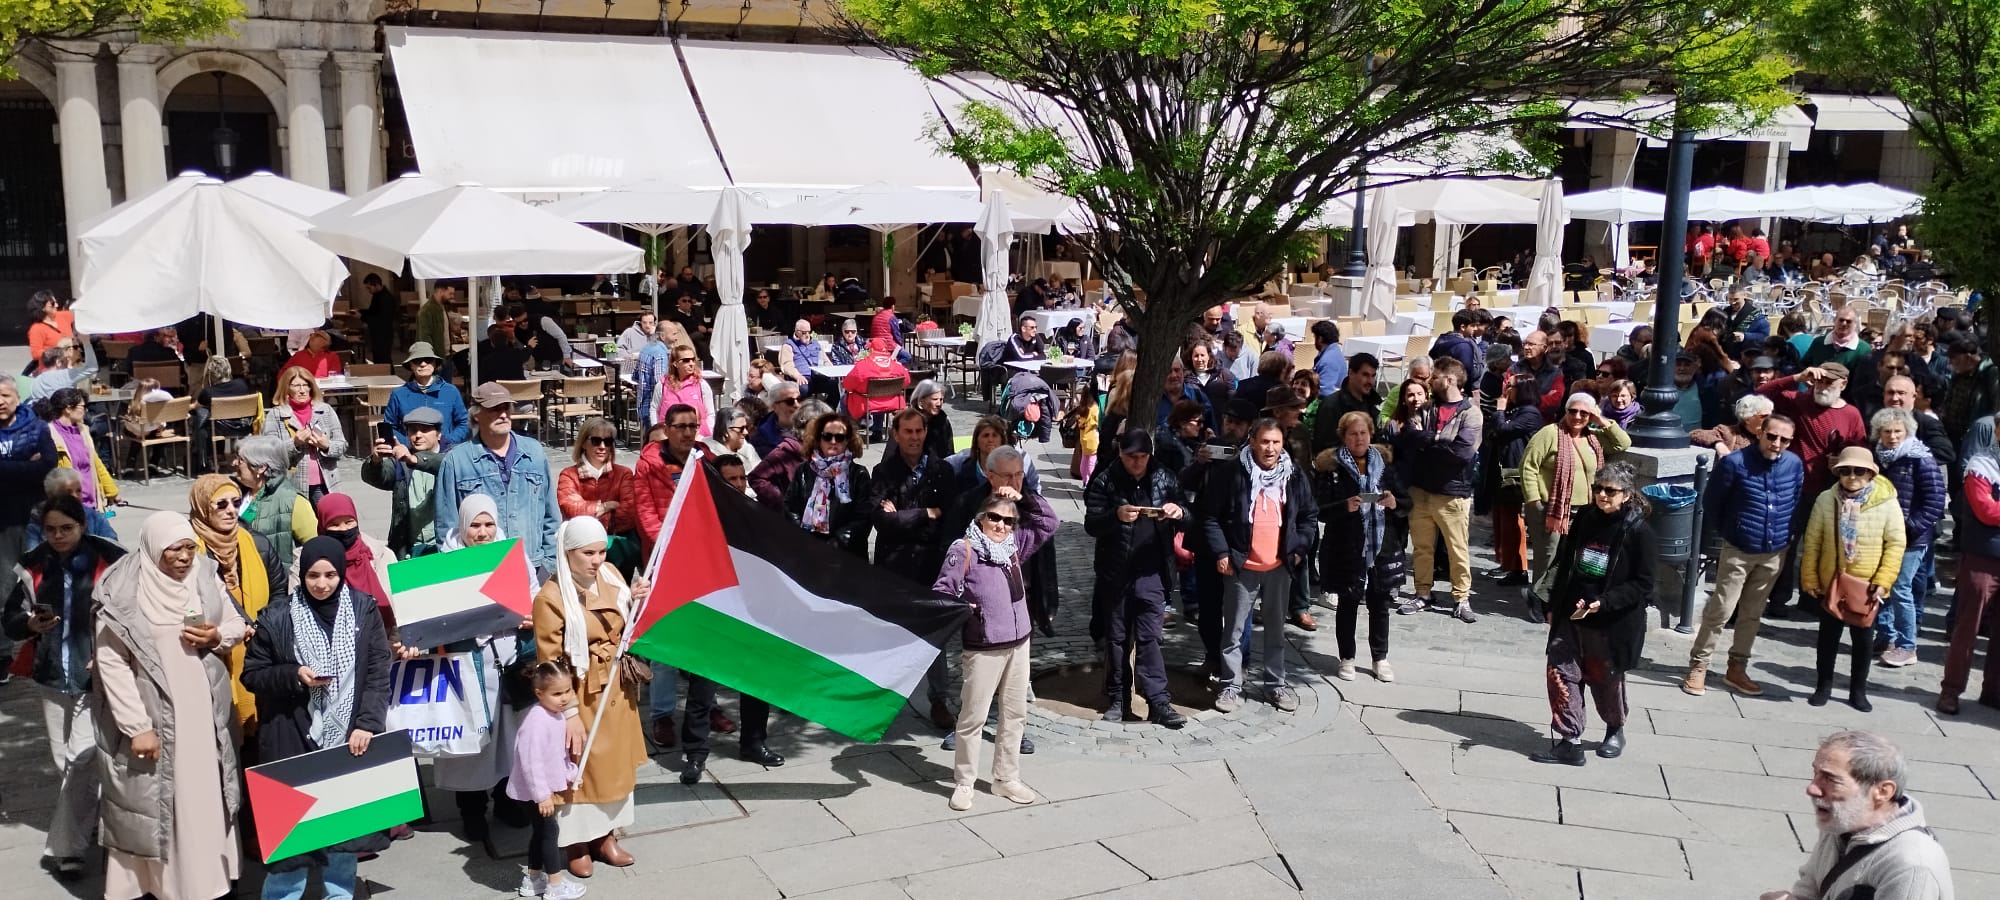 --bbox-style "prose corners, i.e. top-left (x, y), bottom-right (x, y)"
top-left (0, 264), bottom-right (1987, 899)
